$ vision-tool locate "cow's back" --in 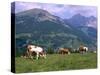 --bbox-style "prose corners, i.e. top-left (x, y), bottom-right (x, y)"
top-left (29, 45), bottom-right (43, 52)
